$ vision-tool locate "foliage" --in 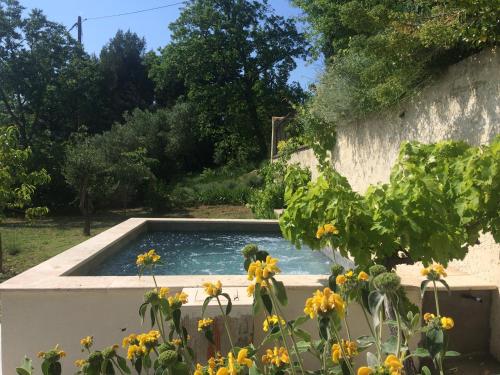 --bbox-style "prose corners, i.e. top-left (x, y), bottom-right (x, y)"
top-left (99, 30), bottom-right (154, 126)
top-left (249, 139), bottom-right (311, 219)
top-left (19, 245), bottom-right (459, 374)
top-left (0, 126), bottom-right (50, 219)
top-left (293, 0), bottom-right (499, 145)
top-left (280, 137), bottom-right (500, 269)
top-left (148, 0), bottom-right (307, 165)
